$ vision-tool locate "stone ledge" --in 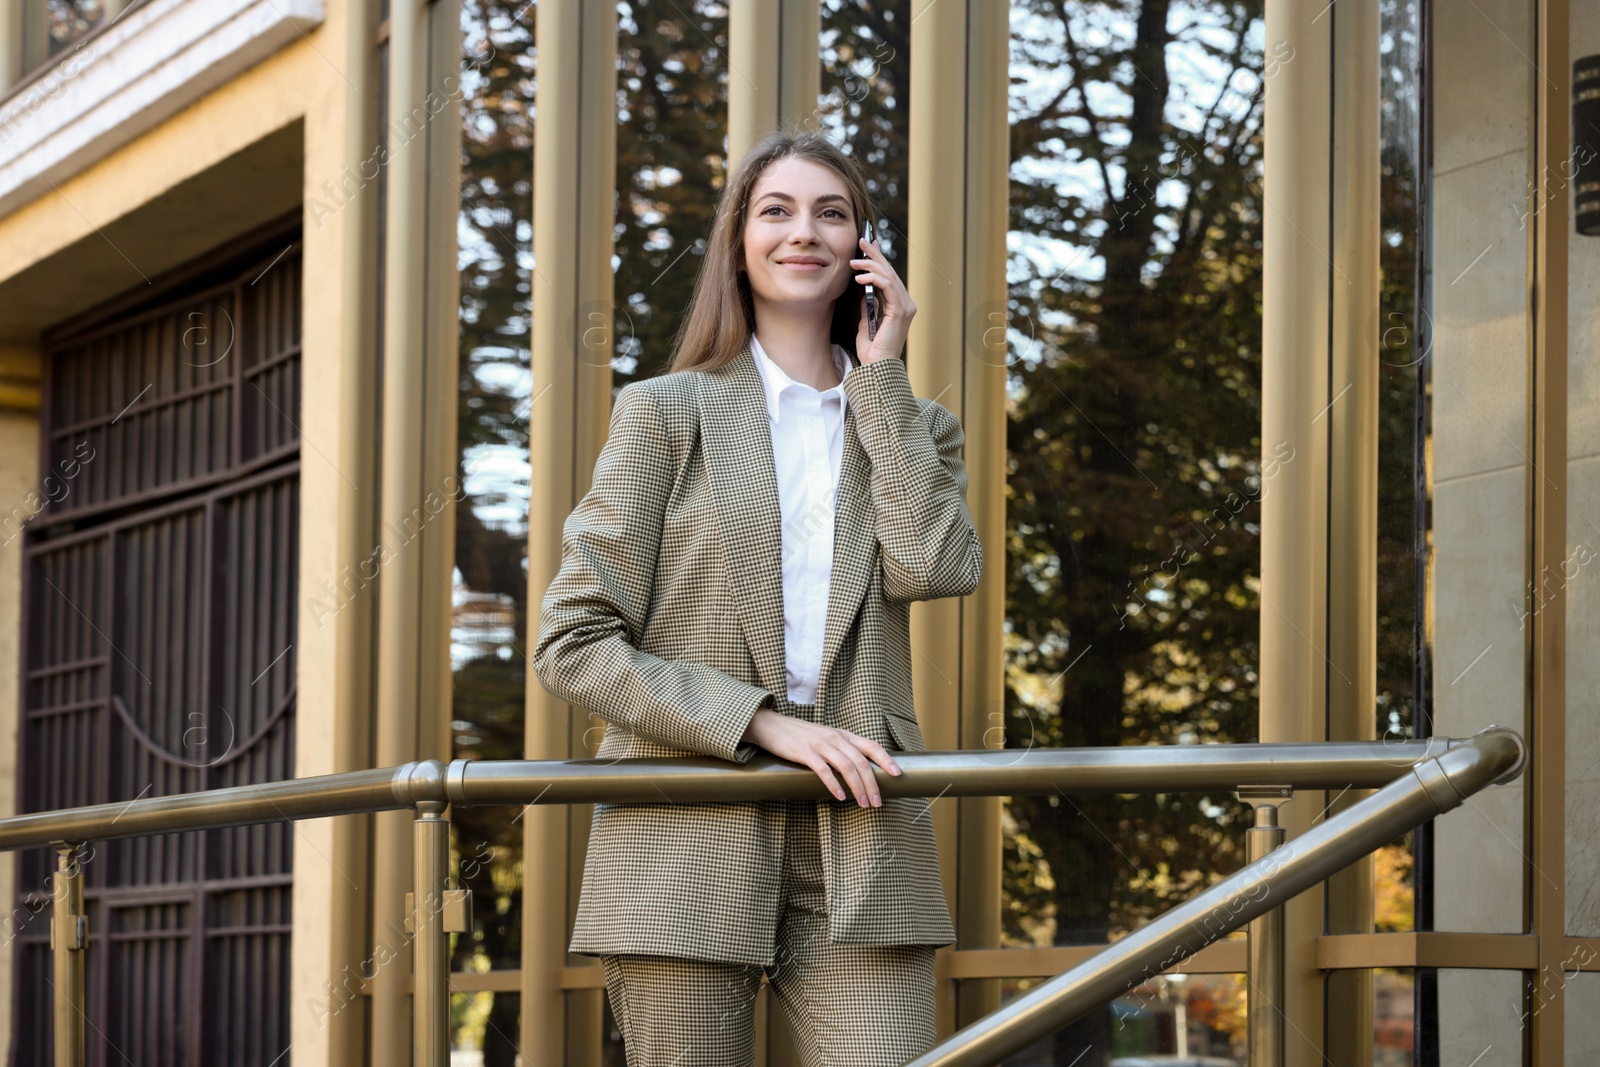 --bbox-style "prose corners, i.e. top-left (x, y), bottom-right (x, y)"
top-left (0, 0), bottom-right (323, 221)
